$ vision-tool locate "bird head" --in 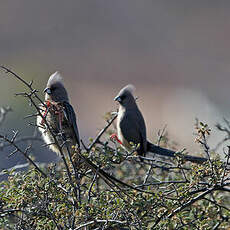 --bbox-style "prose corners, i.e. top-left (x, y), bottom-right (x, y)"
top-left (114, 84), bottom-right (136, 108)
top-left (44, 71), bottom-right (69, 102)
